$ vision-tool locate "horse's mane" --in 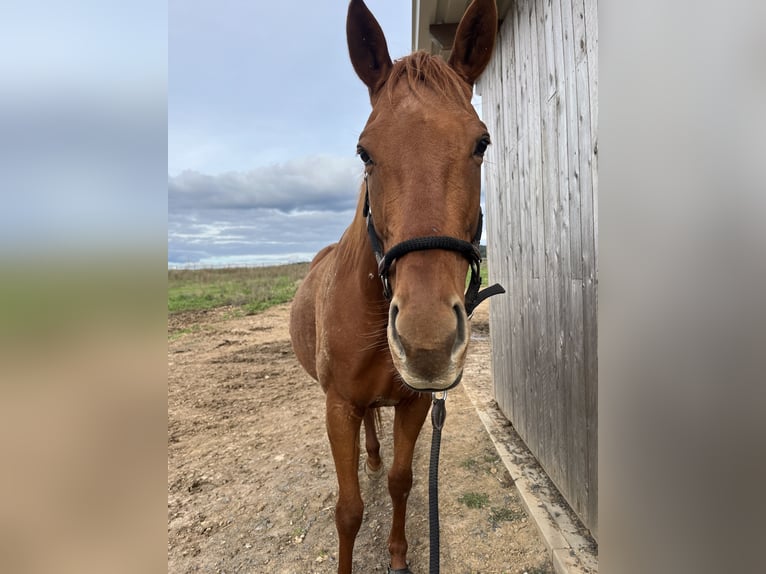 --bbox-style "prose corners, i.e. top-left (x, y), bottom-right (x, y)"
top-left (385, 51), bottom-right (472, 104)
